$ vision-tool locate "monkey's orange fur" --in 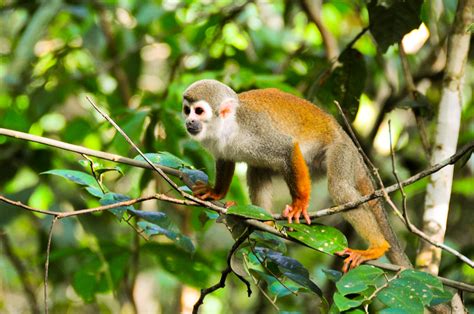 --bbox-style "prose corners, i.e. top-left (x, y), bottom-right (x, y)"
top-left (239, 89), bottom-right (336, 143)
top-left (283, 142), bottom-right (311, 224)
